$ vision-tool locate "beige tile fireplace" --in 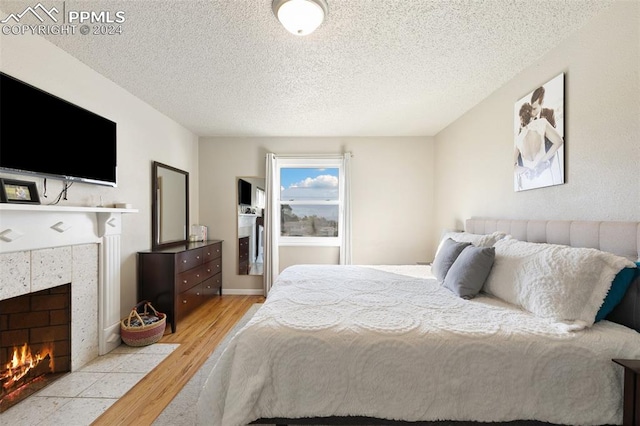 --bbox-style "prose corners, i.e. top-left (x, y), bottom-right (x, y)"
top-left (1, 244), bottom-right (99, 372)
top-left (0, 204), bottom-right (137, 370)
